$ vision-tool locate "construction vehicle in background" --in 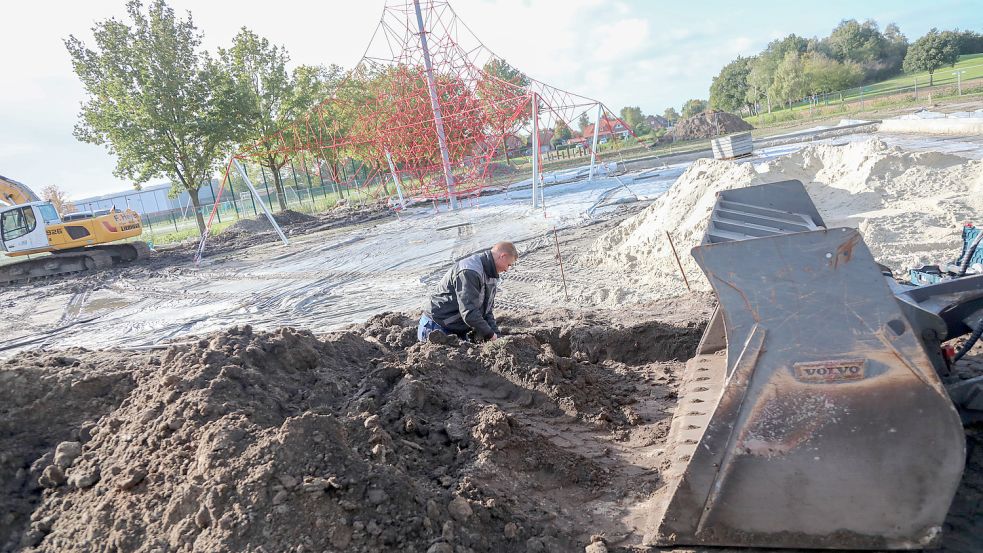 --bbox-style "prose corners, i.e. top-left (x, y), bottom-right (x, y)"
top-left (0, 174), bottom-right (147, 285)
top-left (648, 180), bottom-right (983, 550)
